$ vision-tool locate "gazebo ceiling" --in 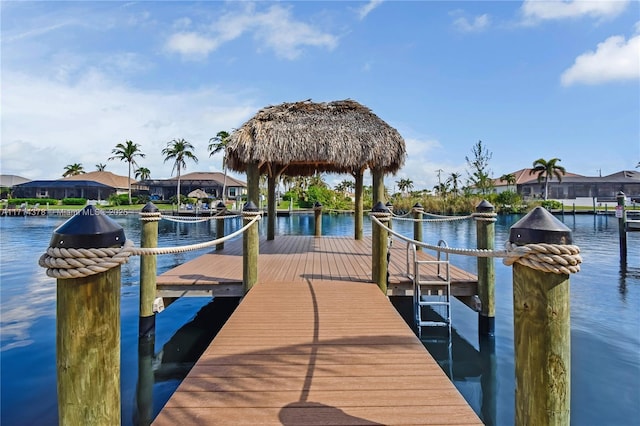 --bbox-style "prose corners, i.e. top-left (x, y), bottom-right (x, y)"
top-left (226, 99), bottom-right (407, 176)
